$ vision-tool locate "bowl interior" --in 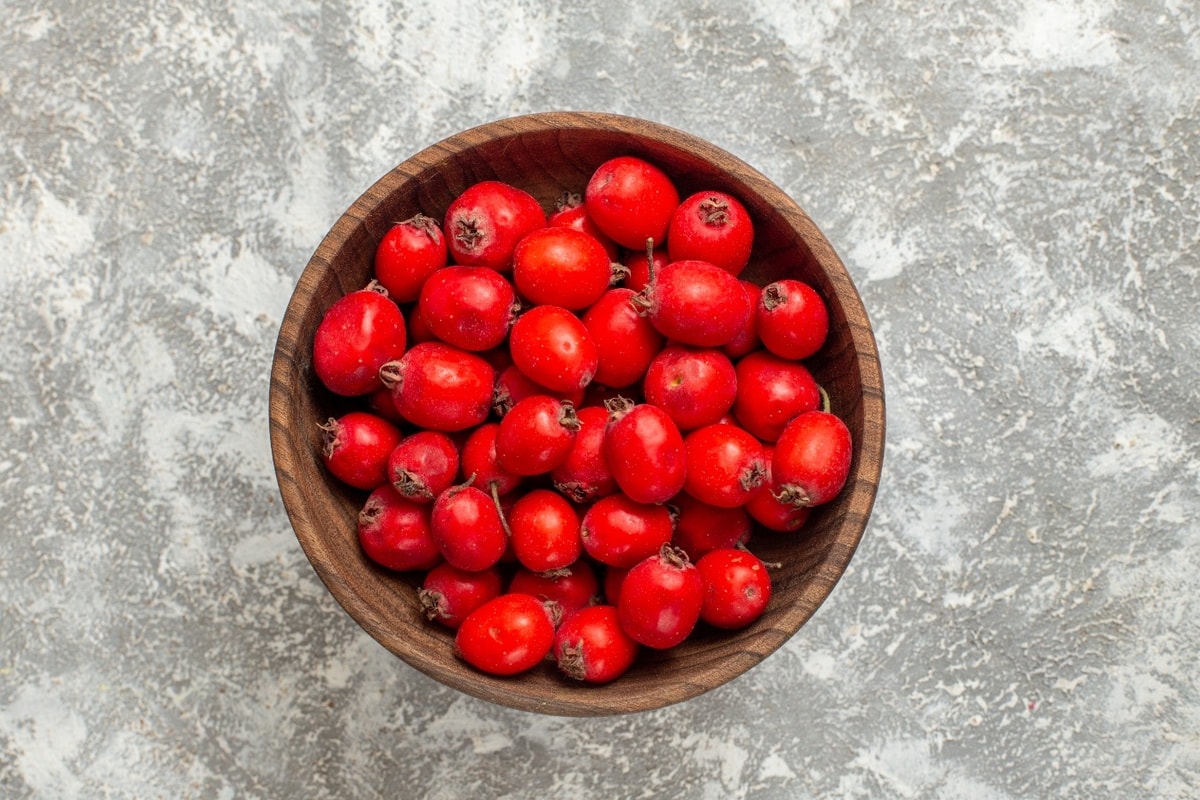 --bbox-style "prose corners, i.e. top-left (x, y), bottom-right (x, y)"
top-left (269, 111), bottom-right (884, 716)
